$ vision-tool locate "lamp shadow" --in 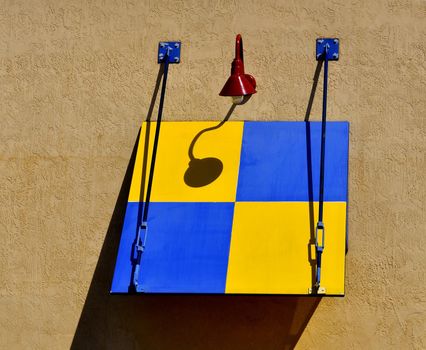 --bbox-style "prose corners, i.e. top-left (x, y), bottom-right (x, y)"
top-left (305, 61), bottom-right (323, 291)
top-left (184, 104), bottom-right (236, 187)
top-left (71, 63), bottom-right (325, 350)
